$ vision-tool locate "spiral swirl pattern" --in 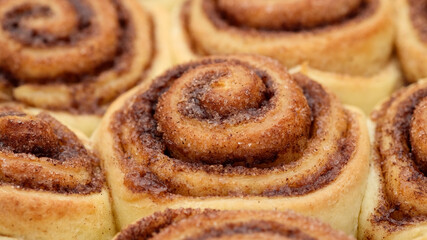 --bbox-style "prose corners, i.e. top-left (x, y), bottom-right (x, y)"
top-left (111, 55), bottom-right (358, 197)
top-left (94, 55), bottom-right (369, 233)
top-left (0, 105), bottom-right (114, 239)
top-left (0, 105), bottom-right (103, 193)
top-left (175, 0), bottom-right (392, 76)
top-left (115, 209), bottom-right (354, 240)
top-left (364, 81), bottom-right (427, 232)
top-left (0, 0), bottom-right (154, 113)
top-left (155, 59), bottom-right (311, 165)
